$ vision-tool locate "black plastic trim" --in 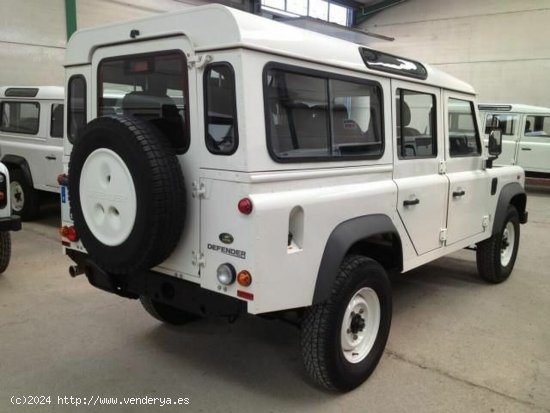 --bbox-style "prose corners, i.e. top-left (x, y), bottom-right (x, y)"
top-left (359, 48), bottom-right (428, 80)
top-left (493, 182), bottom-right (527, 235)
top-left (0, 215), bottom-right (21, 231)
top-left (1, 155), bottom-right (34, 188)
top-left (312, 214), bottom-right (401, 304)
